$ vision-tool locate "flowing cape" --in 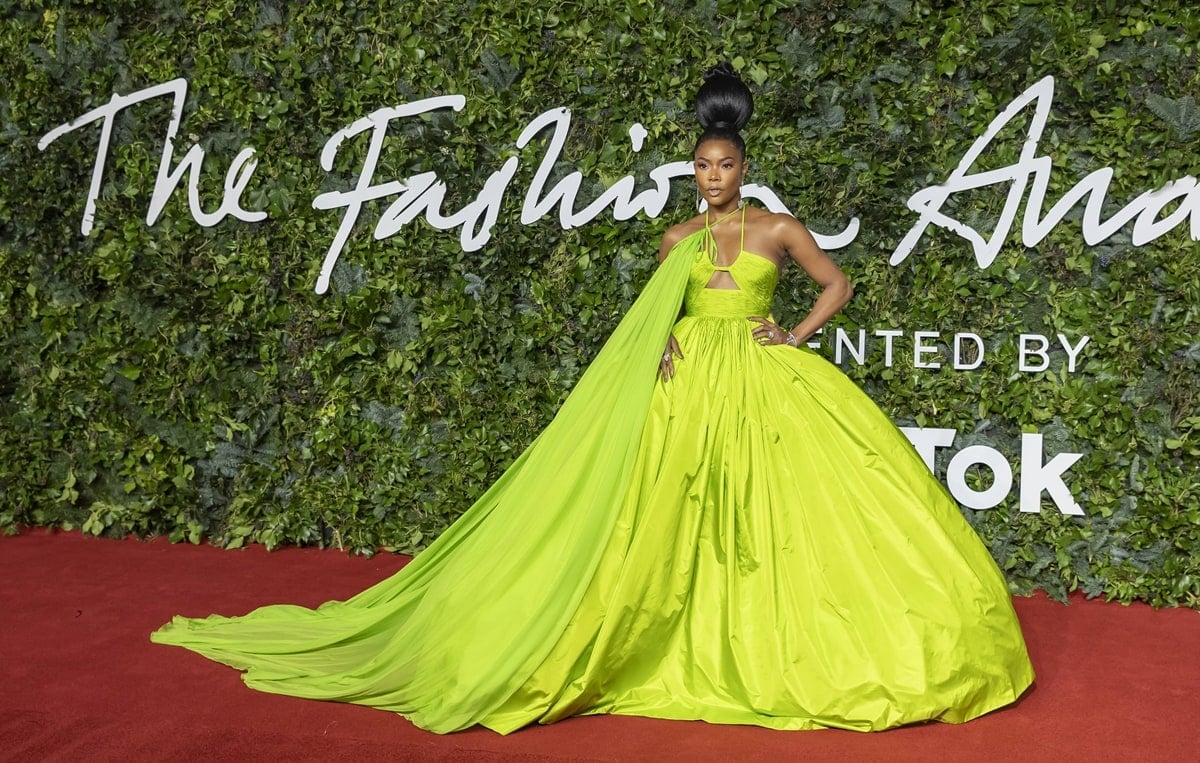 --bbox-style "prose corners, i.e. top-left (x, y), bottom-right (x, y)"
top-left (152, 234), bottom-right (701, 732)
